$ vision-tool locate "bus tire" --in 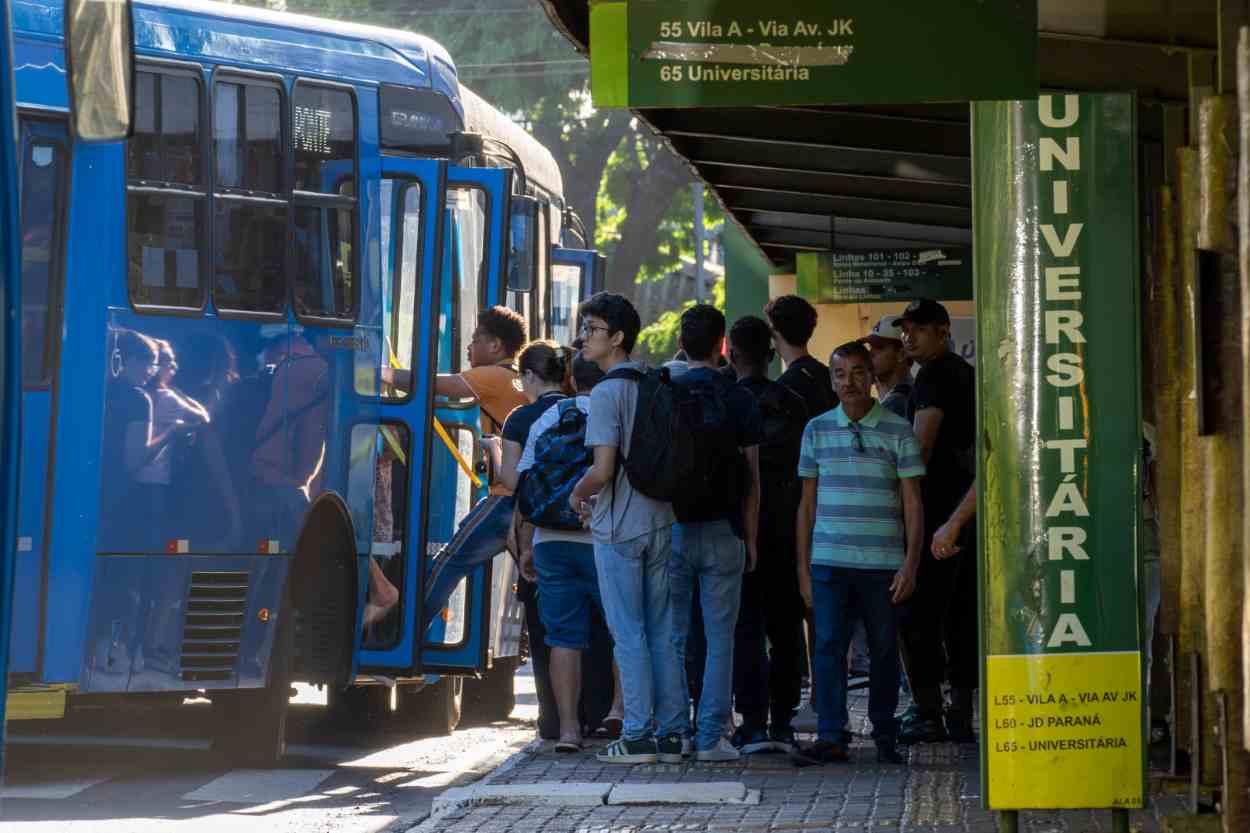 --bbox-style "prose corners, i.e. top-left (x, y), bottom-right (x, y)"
top-left (326, 684), bottom-right (394, 728)
top-left (459, 657), bottom-right (519, 725)
top-left (210, 588), bottom-right (294, 767)
top-left (398, 677), bottom-right (462, 737)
